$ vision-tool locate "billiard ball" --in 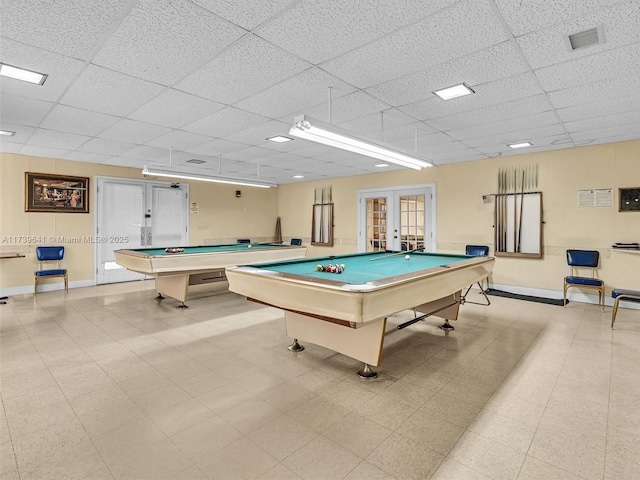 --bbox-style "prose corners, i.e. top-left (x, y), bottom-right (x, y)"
top-left (247, 244), bottom-right (251, 248)
top-left (316, 264), bottom-right (322, 271)
top-left (405, 255), bottom-right (411, 260)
